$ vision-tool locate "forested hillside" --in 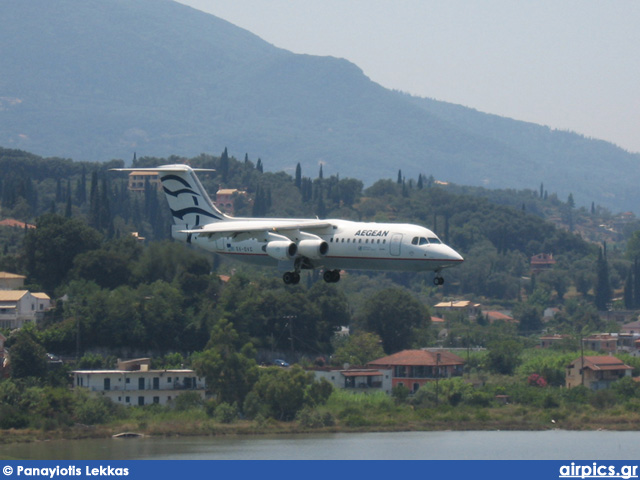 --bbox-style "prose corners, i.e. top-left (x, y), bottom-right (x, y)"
top-left (3, 148), bottom-right (640, 434)
top-left (1, 147), bottom-right (638, 360)
top-left (2, 0), bottom-right (640, 212)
